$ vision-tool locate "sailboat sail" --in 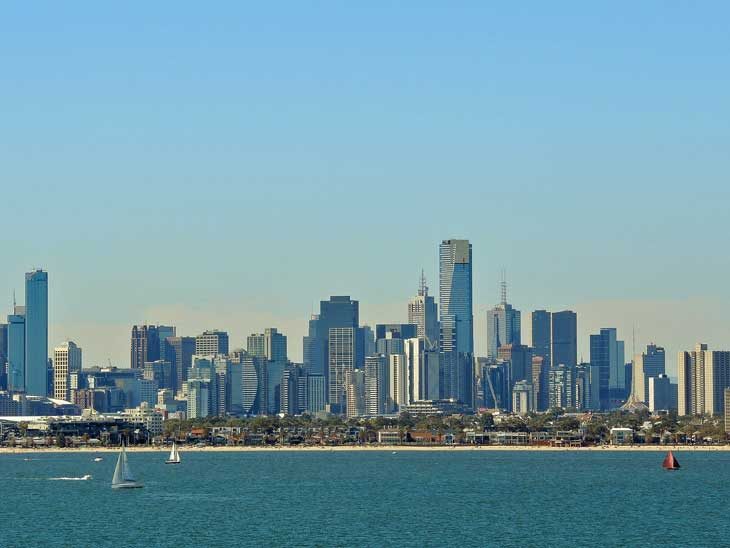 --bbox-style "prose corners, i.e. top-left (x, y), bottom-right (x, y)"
top-left (166, 442), bottom-right (181, 463)
top-left (112, 442), bottom-right (143, 488)
top-left (121, 445), bottom-right (136, 481)
top-left (112, 450), bottom-right (124, 486)
top-left (662, 451), bottom-right (680, 470)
